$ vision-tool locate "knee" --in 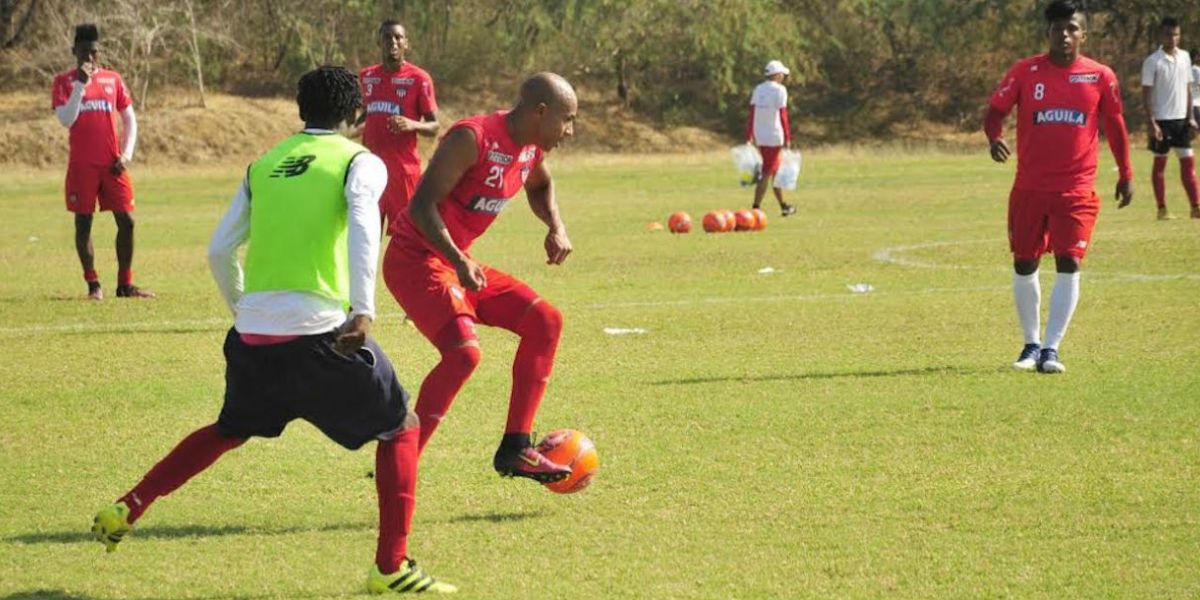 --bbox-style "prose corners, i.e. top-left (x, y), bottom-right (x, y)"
top-left (402, 410), bottom-right (420, 430)
top-left (114, 212), bottom-right (135, 231)
top-left (1013, 259), bottom-right (1039, 276)
top-left (1054, 255), bottom-right (1080, 274)
top-left (441, 342), bottom-right (482, 374)
top-left (523, 301), bottom-right (563, 341)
